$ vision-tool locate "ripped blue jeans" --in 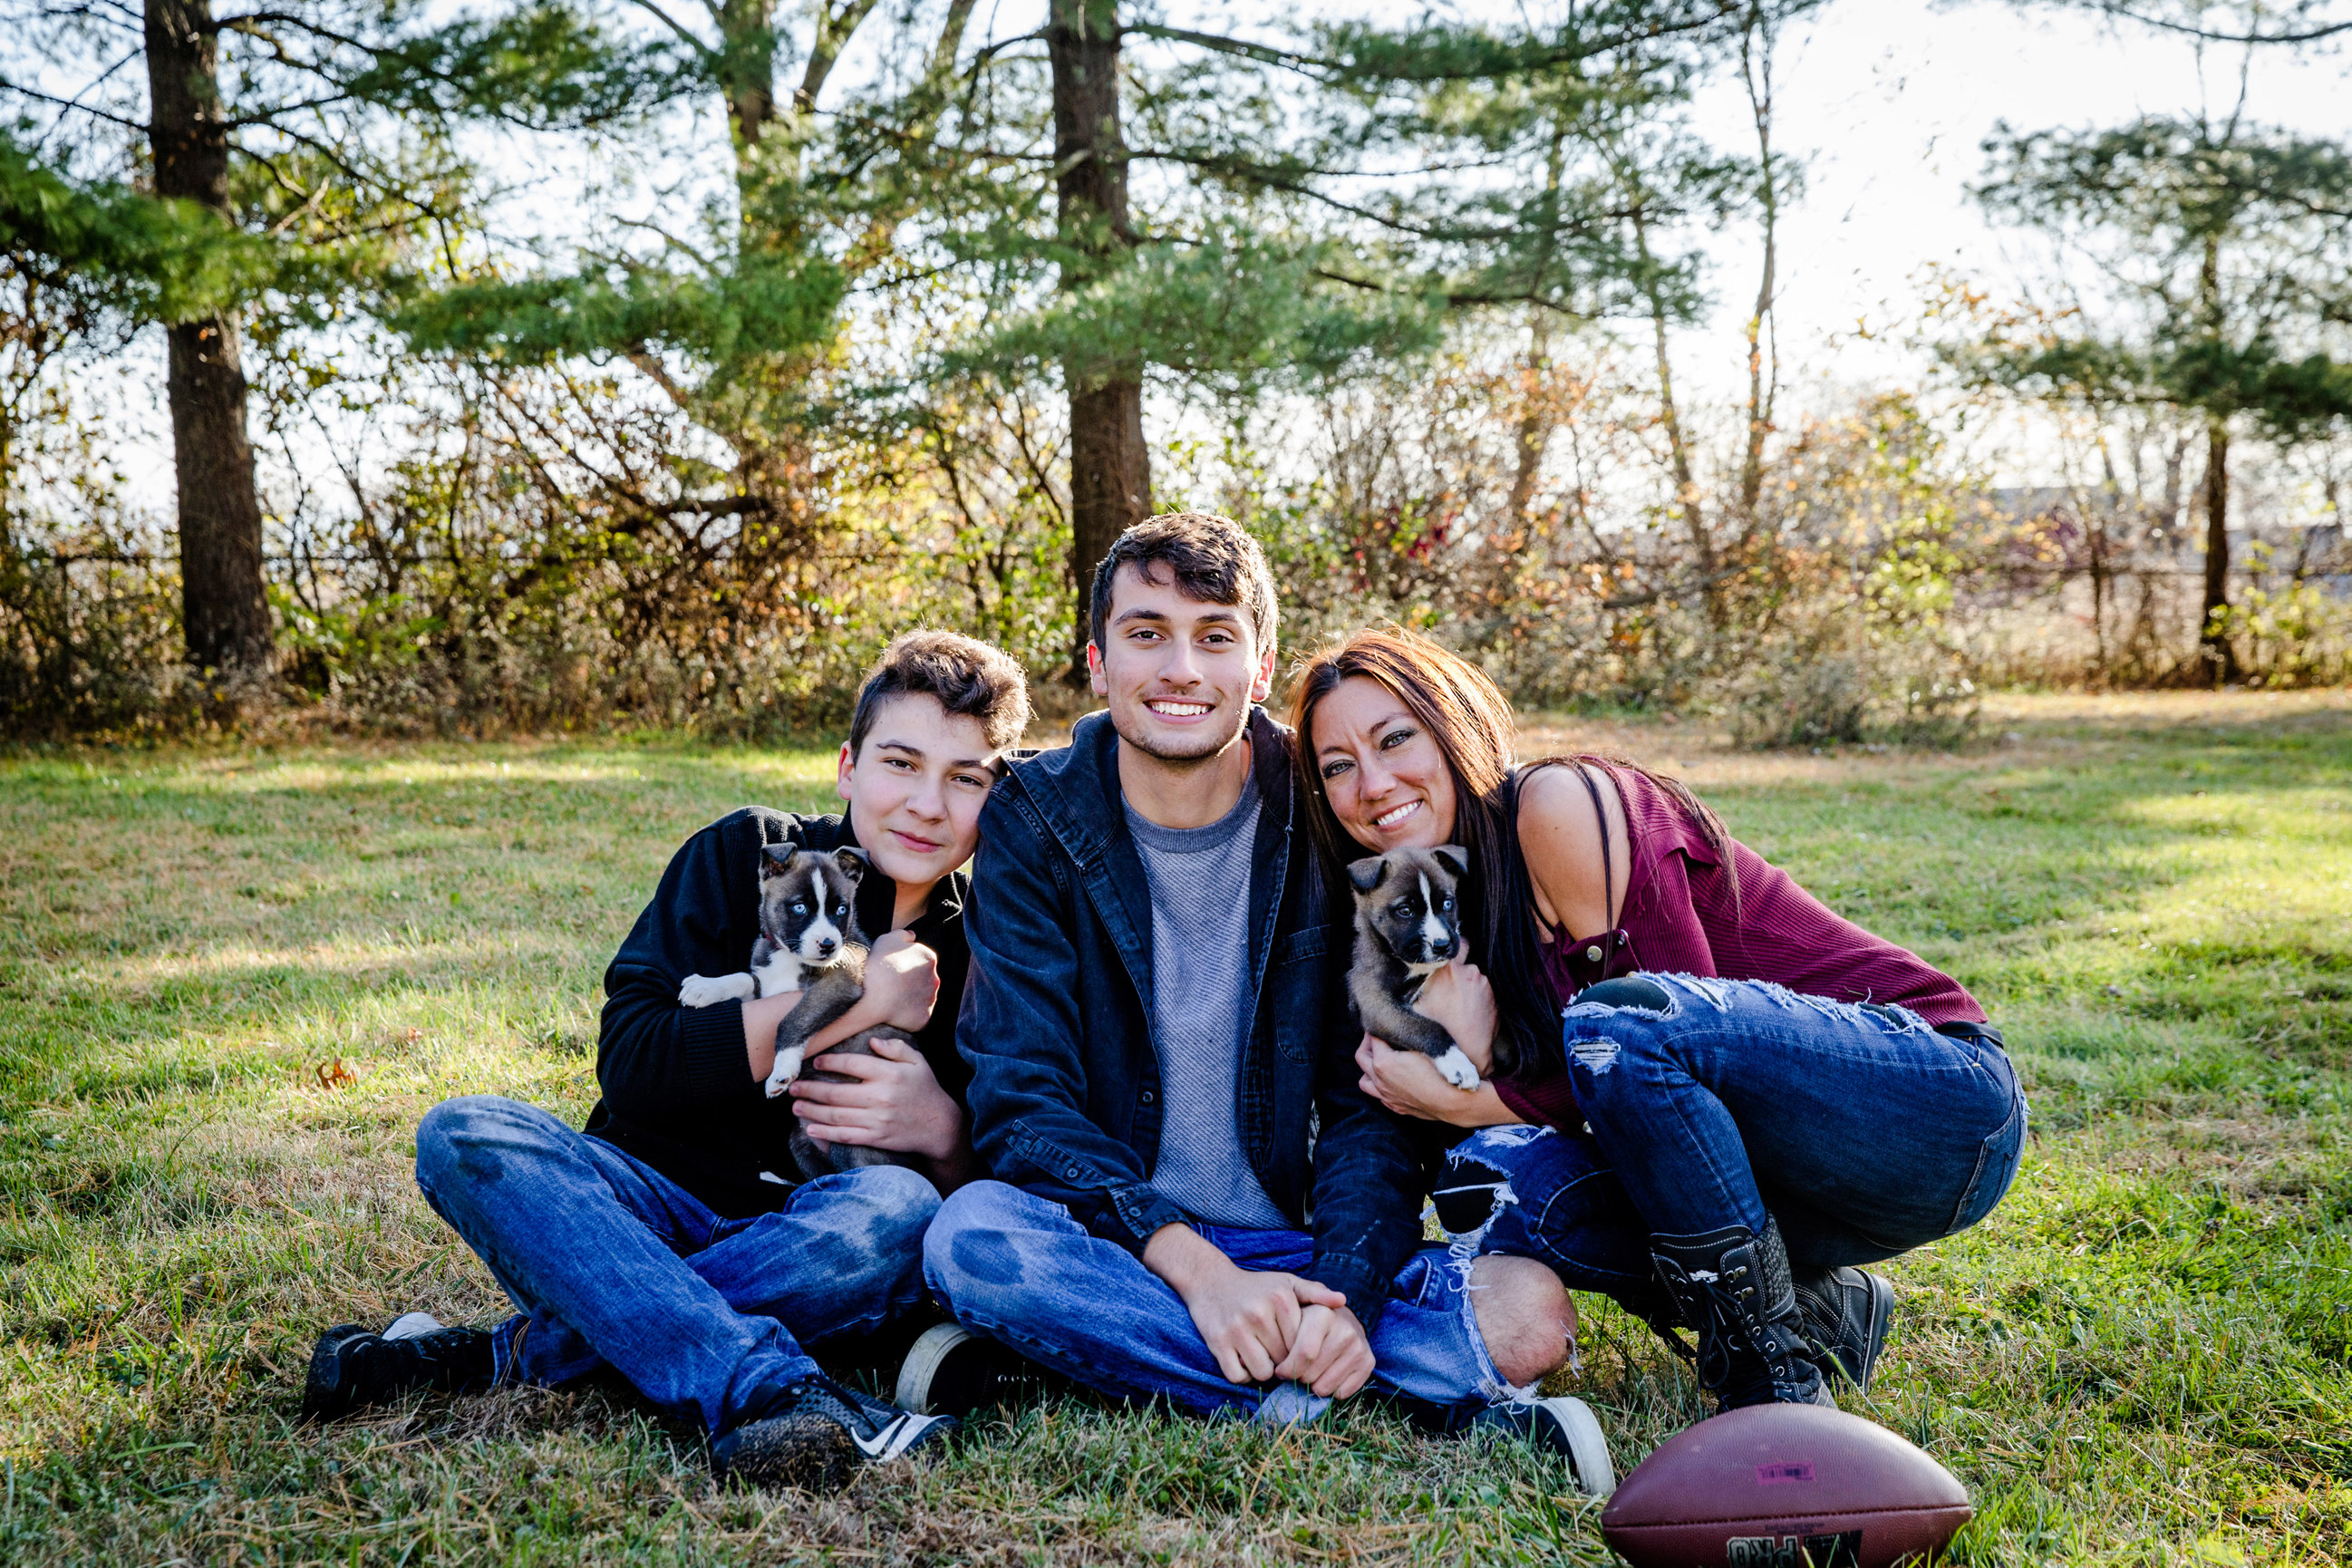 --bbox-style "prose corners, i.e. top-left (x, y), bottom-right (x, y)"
top-left (923, 1179), bottom-right (1541, 1426)
top-left (1517, 973), bottom-right (2027, 1268)
top-left (414, 1096), bottom-right (940, 1434)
